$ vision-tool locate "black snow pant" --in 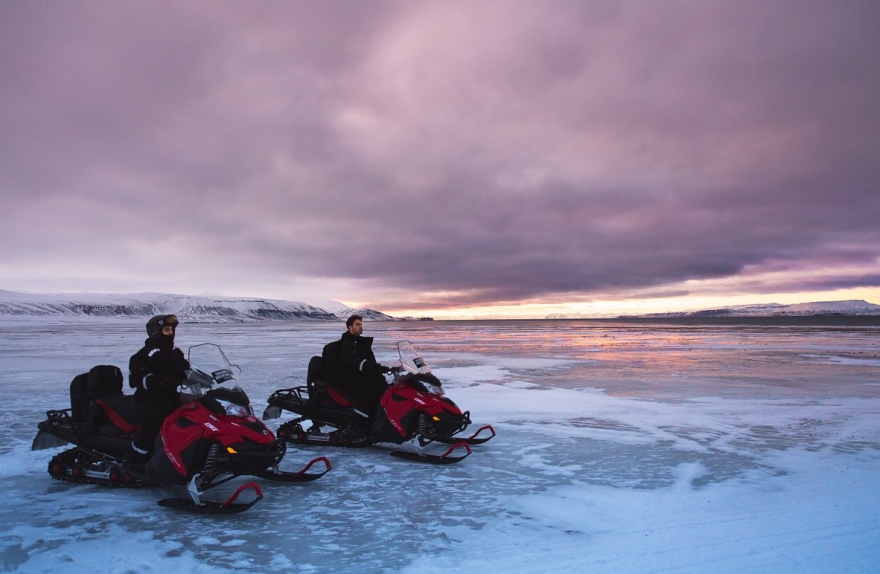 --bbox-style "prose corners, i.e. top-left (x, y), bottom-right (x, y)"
top-left (131, 395), bottom-right (179, 454)
top-left (330, 377), bottom-right (386, 419)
